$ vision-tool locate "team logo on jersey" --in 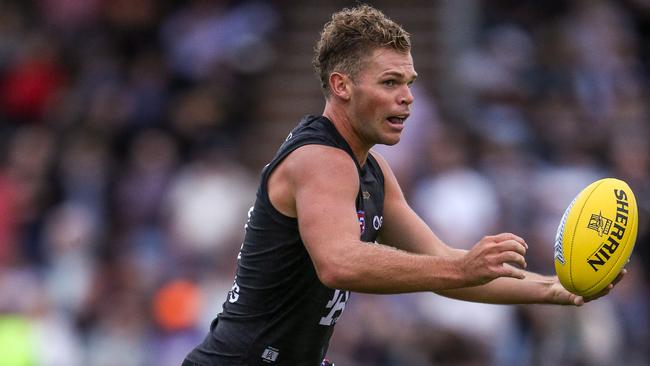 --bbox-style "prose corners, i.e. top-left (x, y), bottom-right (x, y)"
top-left (357, 210), bottom-right (365, 235)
